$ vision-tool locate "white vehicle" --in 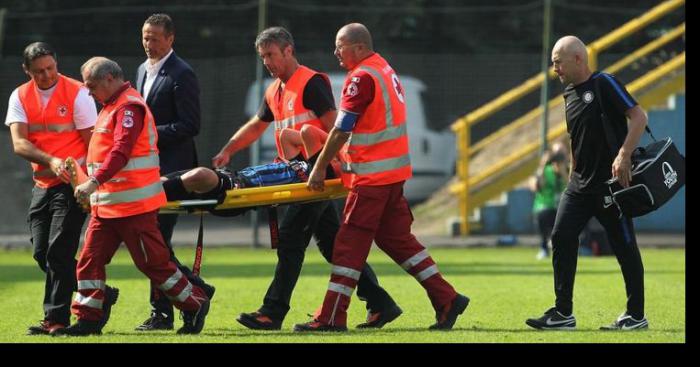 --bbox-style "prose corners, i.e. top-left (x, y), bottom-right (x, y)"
top-left (244, 73), bottom-right (455, 203)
